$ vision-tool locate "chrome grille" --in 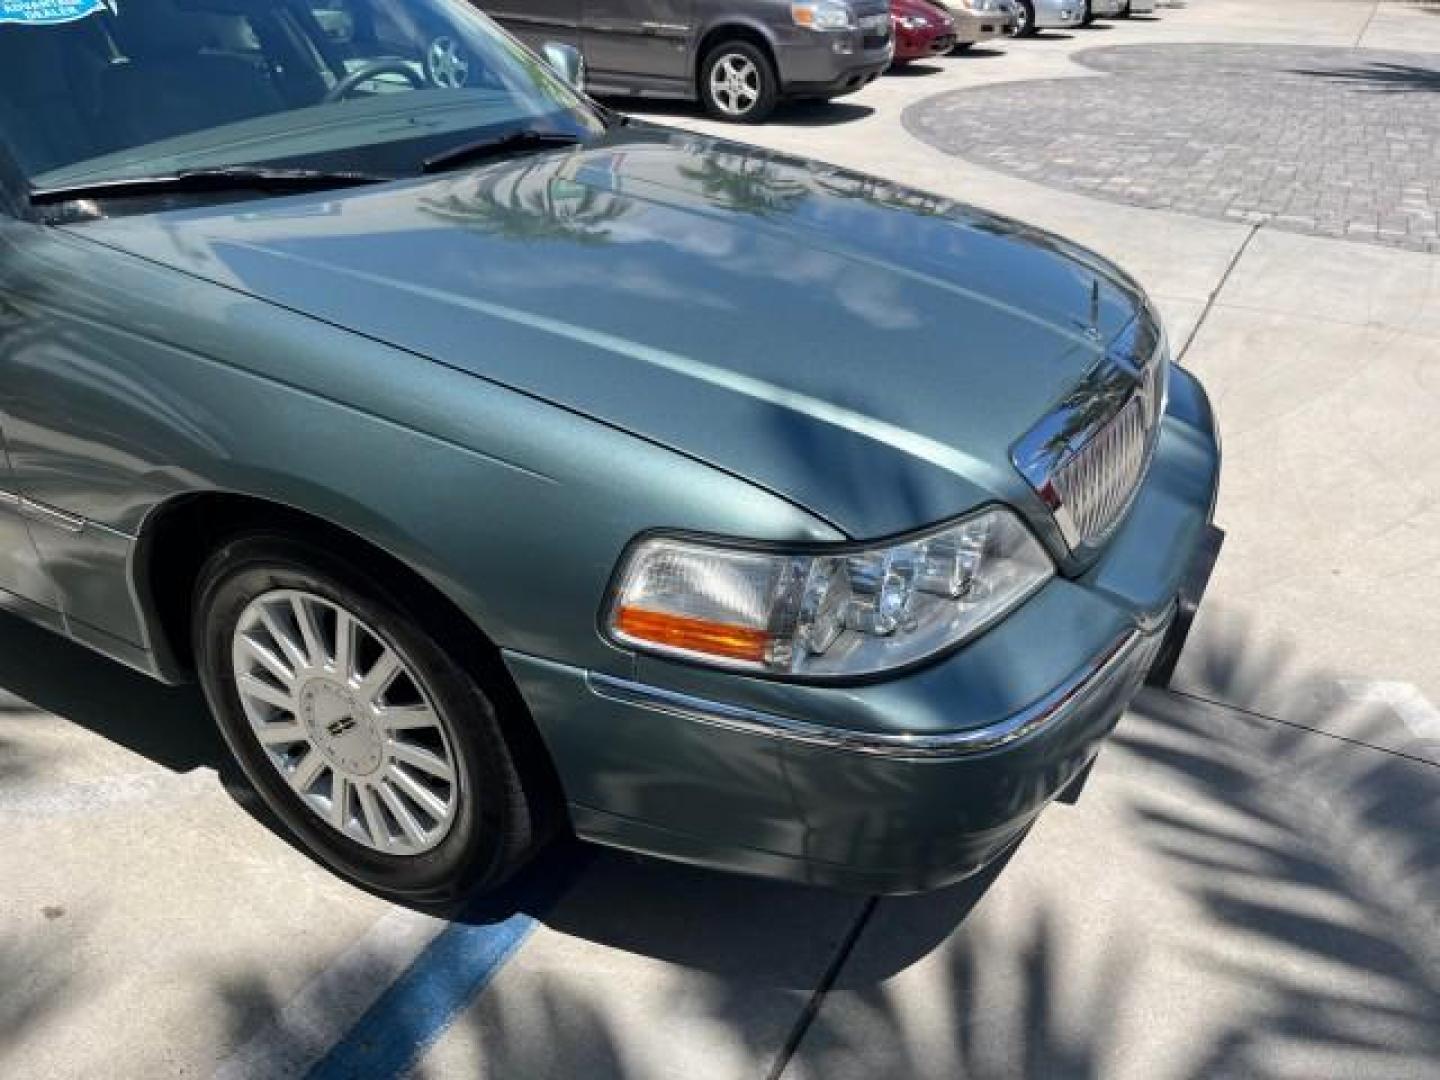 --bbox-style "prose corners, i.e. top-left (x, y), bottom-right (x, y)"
top-left (1051, 363), bottom-right (1156, 546)
top-left (1011, 311), bottom-right (1168, 557)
